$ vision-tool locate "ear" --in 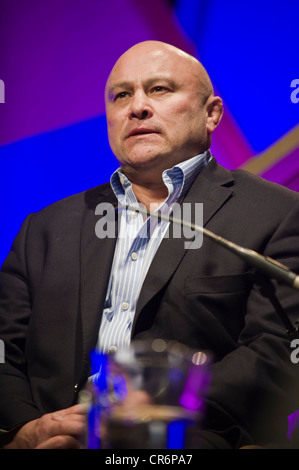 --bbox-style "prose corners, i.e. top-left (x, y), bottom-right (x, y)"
top-left (206, 96), bottom-right (223, 134)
